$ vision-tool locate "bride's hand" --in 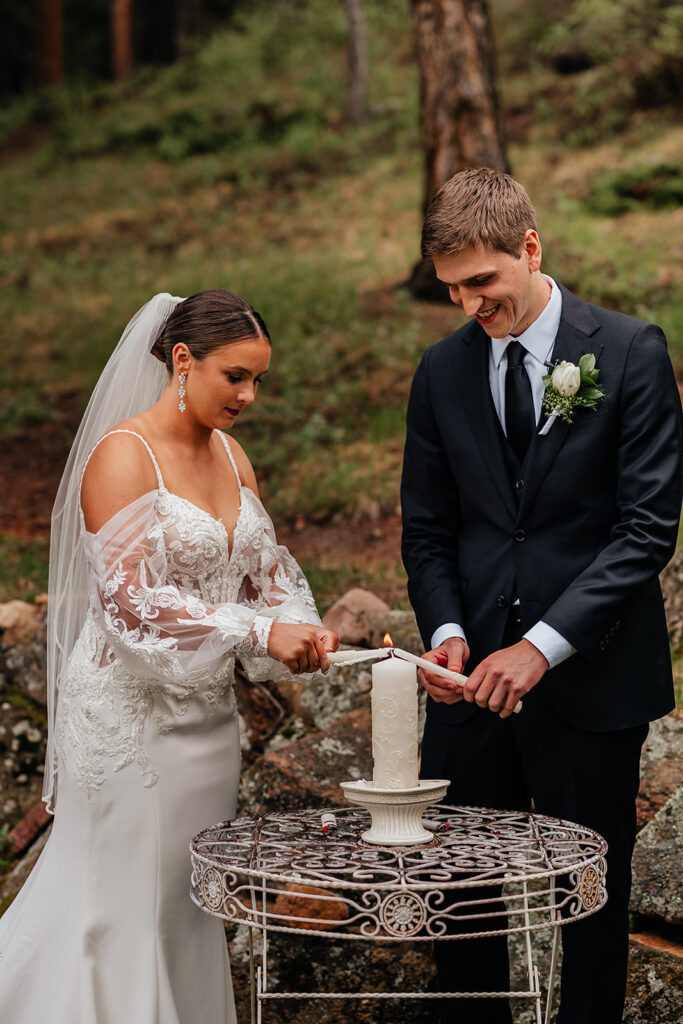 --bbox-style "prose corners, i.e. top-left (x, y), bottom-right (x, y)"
top-left (267, 623), bottom-right (339, 675)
